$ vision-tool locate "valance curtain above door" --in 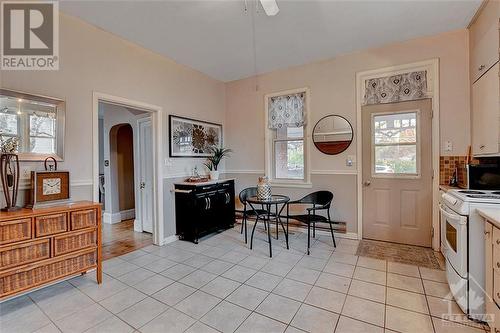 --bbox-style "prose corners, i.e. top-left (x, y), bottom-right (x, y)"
top-left (268, 92), bottom-right (306, 129)
top-left (364, 71), bottom-right (428, 105)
